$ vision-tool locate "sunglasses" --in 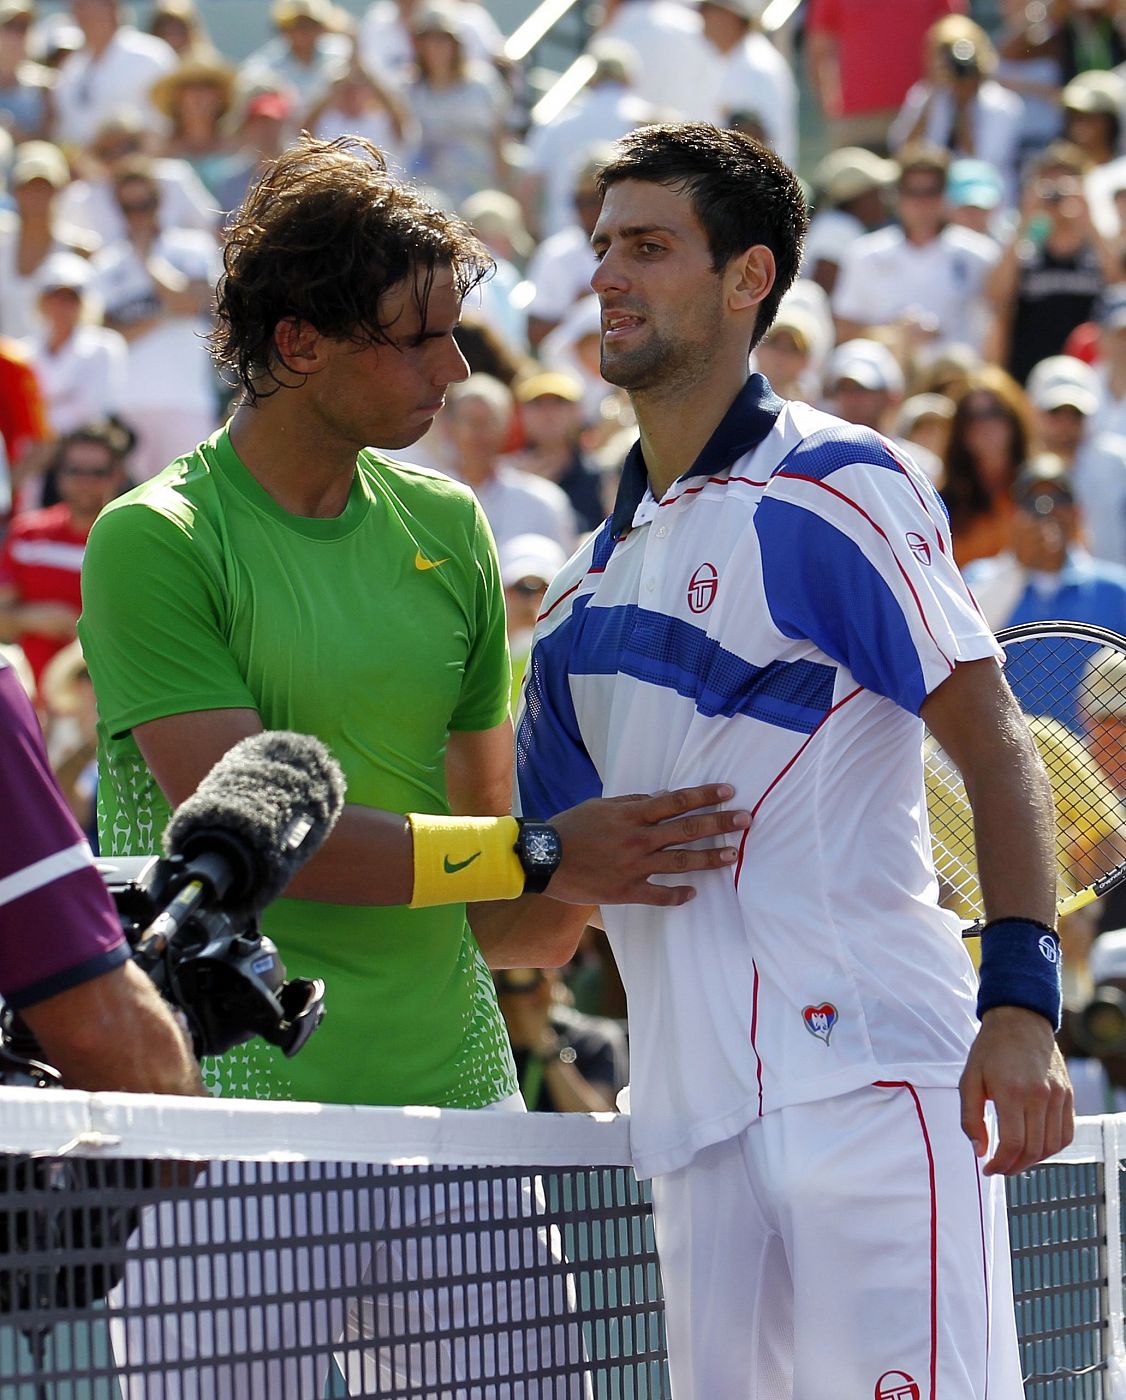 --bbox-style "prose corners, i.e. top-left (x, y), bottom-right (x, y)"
top-left (59, 464), bottom-right (116, 479)
top-left (507, 578), bottom-right (548, 596)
